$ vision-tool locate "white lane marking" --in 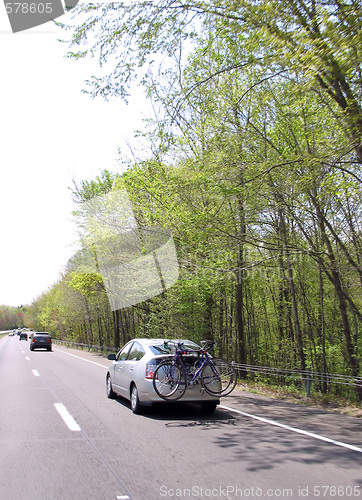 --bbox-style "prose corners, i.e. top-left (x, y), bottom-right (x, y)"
top-left (32, 369), bottom-right (40, 377)
top-left (25, 357), bottom-right (30, 361)
top-left (116, 496), bottom-right (130, 500)
top-left (54, 403), bottom-right (81, 432)
top-left (220, 405), bottom-right (362, 454)
top-left (53, 348), bottom-right (108, 368)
